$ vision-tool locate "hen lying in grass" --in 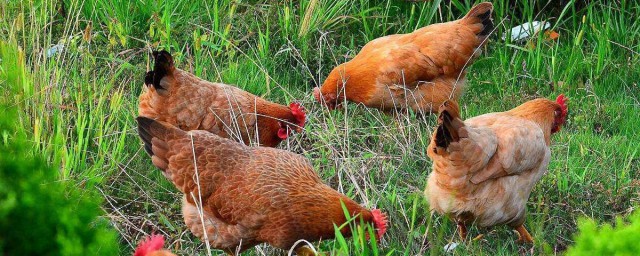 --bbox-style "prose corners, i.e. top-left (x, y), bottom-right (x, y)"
top-left (314, 2), bottom-right (494, 114)
top-left (137, 116), bottom-right (387, 255)
top-left (139, 50), bottom-right (306, 147)
top-left (425, 95), bottom-right (568, 243)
